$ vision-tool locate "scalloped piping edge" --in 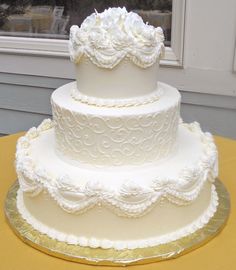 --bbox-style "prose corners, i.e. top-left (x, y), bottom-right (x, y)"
top-left (16, 185), bottom-right (218, 250)
top-left (15, 119), bottom-right (218, 218)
